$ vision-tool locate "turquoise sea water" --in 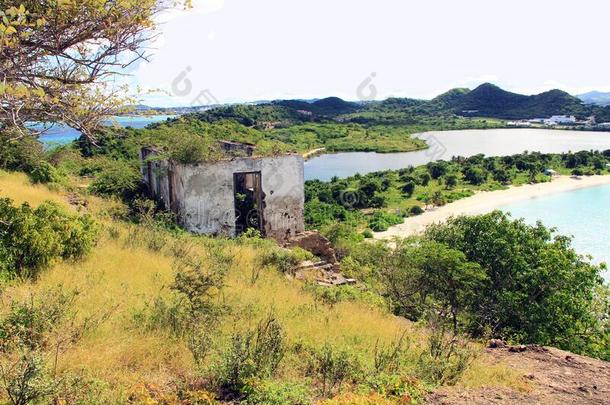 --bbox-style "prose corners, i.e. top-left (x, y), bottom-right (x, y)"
top-left (37, 115), bottom-right (177, 148)
top-left (499, 184), bottom-right (610, 280)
